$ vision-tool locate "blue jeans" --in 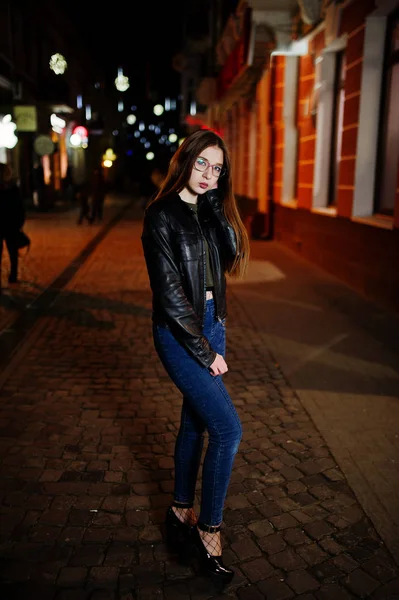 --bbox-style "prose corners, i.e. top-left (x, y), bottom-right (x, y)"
top-left (153, 299), bottom-right (242, 527)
